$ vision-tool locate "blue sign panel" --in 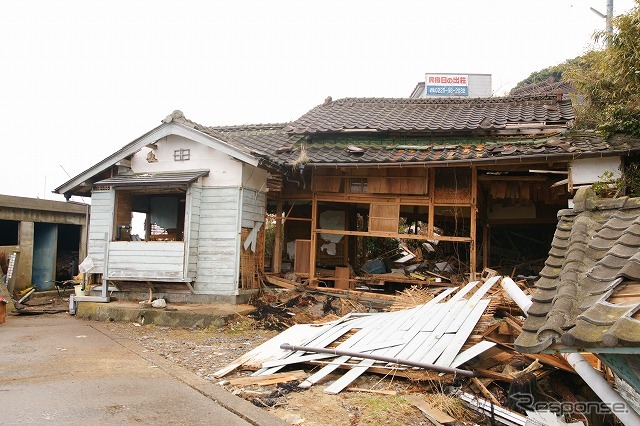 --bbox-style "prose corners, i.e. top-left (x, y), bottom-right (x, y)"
top-left (426, 85), bottom-right (469, 96)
